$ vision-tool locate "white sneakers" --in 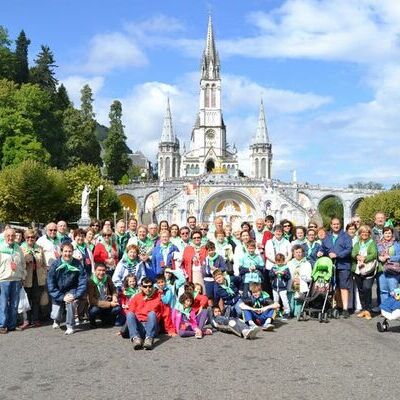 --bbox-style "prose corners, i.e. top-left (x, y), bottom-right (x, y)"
top-left (64, 327), bottom-right (75, 335)
top-left (242, 325), bottom-right (261, 340)
top-left (52, 321), bottom-right (60, 329)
